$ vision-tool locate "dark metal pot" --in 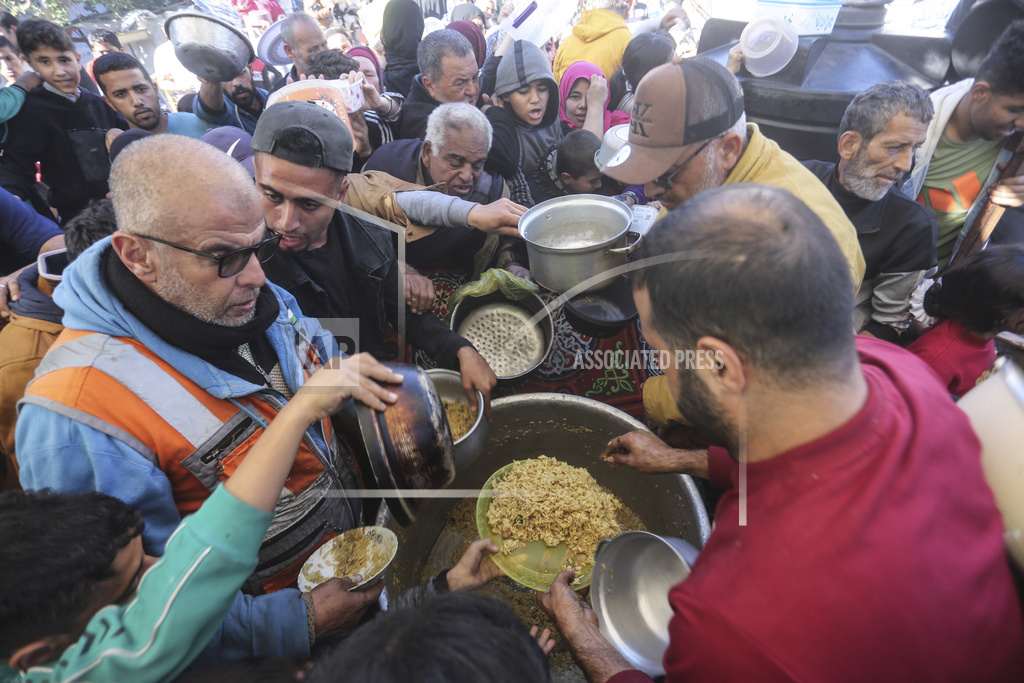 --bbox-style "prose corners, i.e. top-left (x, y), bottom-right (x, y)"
top-left (334, 363), bottom-right (455, 526)
top-left (563, 274), bottom-right (639, 338)
top-left (518, 195), bottom-right (641, 294)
